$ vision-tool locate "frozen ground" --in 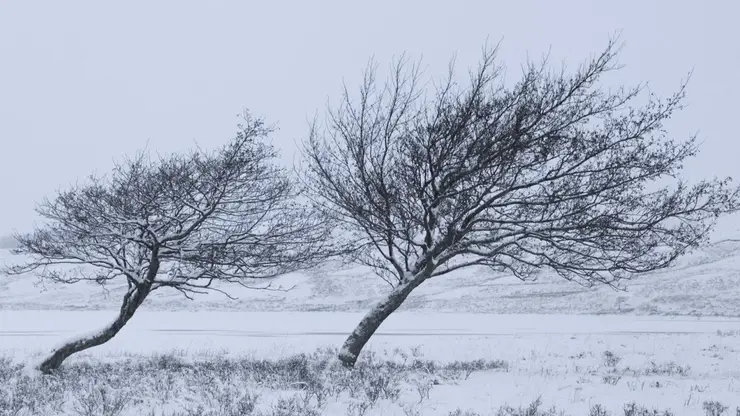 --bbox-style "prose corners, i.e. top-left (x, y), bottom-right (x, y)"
top-left (1, 311), bottom-right (740, 415)
top-left (2, 242), bottom-right (740, 415)
top-left (3, 310), bottom-right (739, 359)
